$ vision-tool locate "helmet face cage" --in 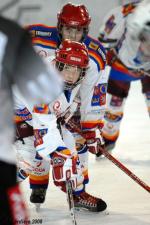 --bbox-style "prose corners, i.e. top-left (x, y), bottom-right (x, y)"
top-left (55, 61), bottom-right (87, 90)
top-left (55, 40), bottom-right (89, 90)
